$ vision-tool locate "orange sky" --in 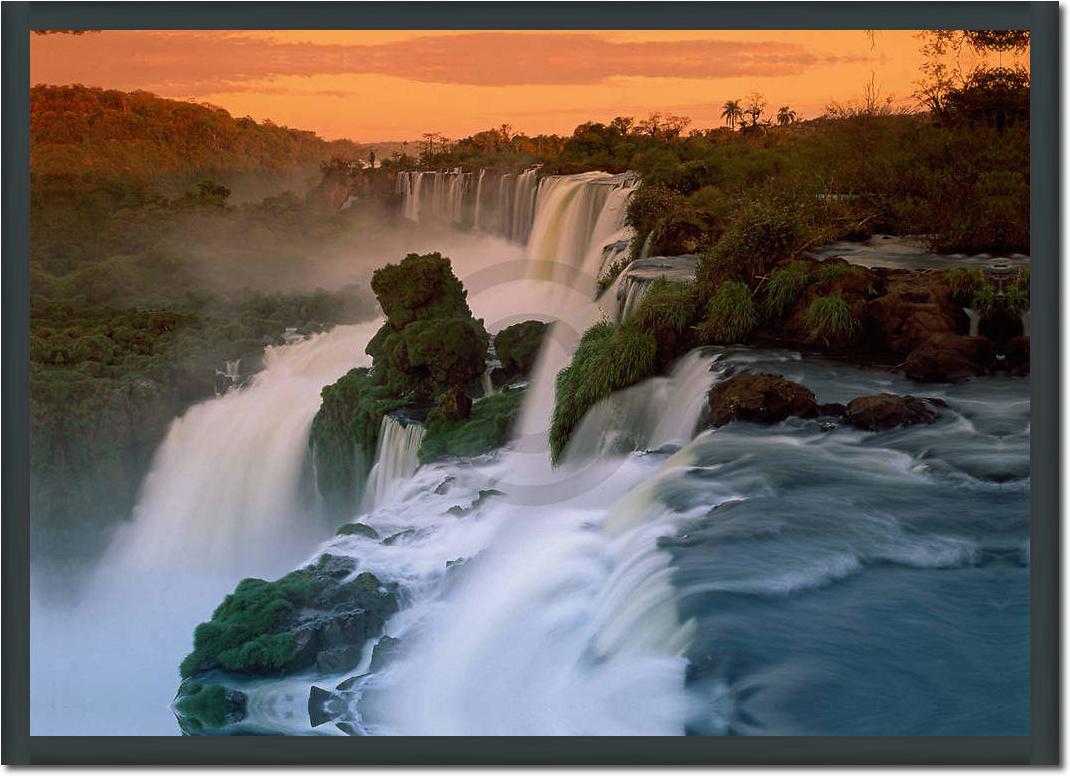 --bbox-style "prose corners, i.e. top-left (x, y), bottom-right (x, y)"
top-left (32, 30), bottom-right (943, 141)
